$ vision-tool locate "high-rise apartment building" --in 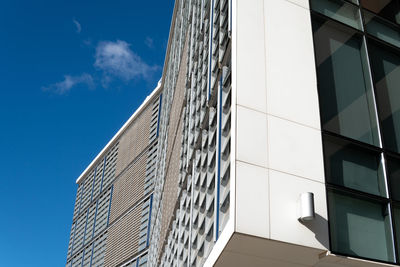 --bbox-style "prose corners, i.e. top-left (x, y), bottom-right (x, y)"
top-left (66, 0), bottom-right (400, 266)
